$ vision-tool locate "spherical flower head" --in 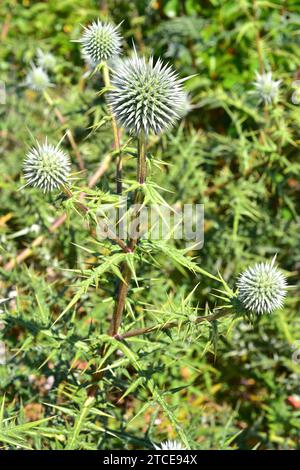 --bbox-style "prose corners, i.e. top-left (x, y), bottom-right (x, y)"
top-left (25, 65), bottom-right (53, 92)
top-left (78, 20), bottom-right (122, 64)
top-left (37, 49), bottom-right (56, 71)
top-left (253, 71), bottom-right (281, 105)
top-left (23, 139), bottom-right (71, 193)
top-left (237, 257), bottom-right (287, 315)
top-left (154, 440), bottom-right (186, 450)
top-left (108, 52), bottom-right (187, 135)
